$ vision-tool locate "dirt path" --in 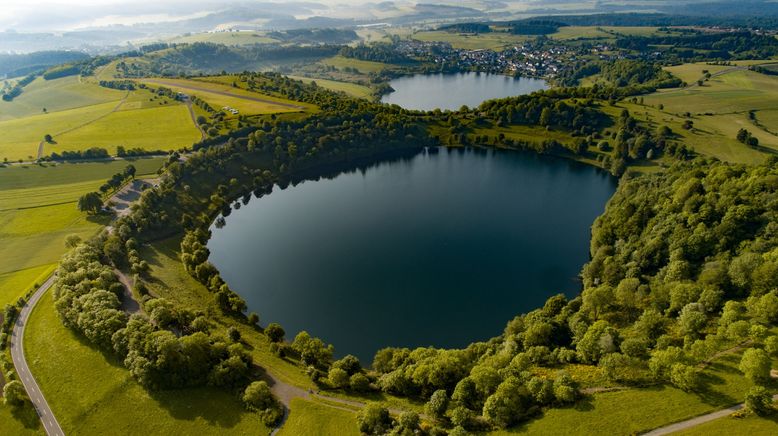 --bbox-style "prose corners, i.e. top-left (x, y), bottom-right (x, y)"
top-left (113, 268), bottom-right (141, 314)
top-left (143, 79), bottom-right (307, 110)
top-left (185, 99), bottom-right (207, 141)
